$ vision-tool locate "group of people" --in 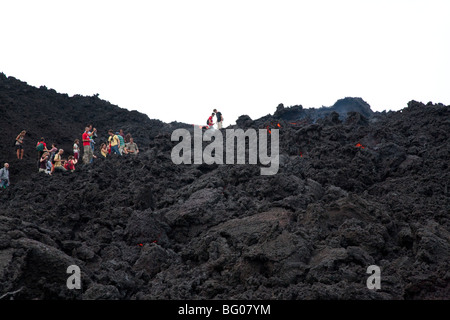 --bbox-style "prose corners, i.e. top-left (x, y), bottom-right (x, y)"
top-left (13, 130), bottom-right (73, 176)
top-left (104, 129), bottom-right (139, 157)
top-left (81, 127), bottom-right (139, 164)
top-left (36, 139), bottom-right (77, 175)
top-left (207, 109), bottom-right (224, 129)
top-left (33, 127), bottom-right (139, 177)
top-left (4, 125), bottom-right (140, 183)
top-left (4, 108), bottom-right (224, 189)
